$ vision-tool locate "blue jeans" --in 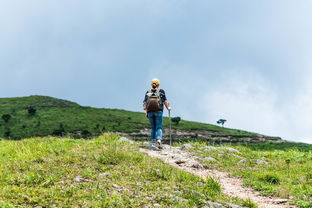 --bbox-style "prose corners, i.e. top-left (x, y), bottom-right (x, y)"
top-left (147, 111), bottom-right (163, 143)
